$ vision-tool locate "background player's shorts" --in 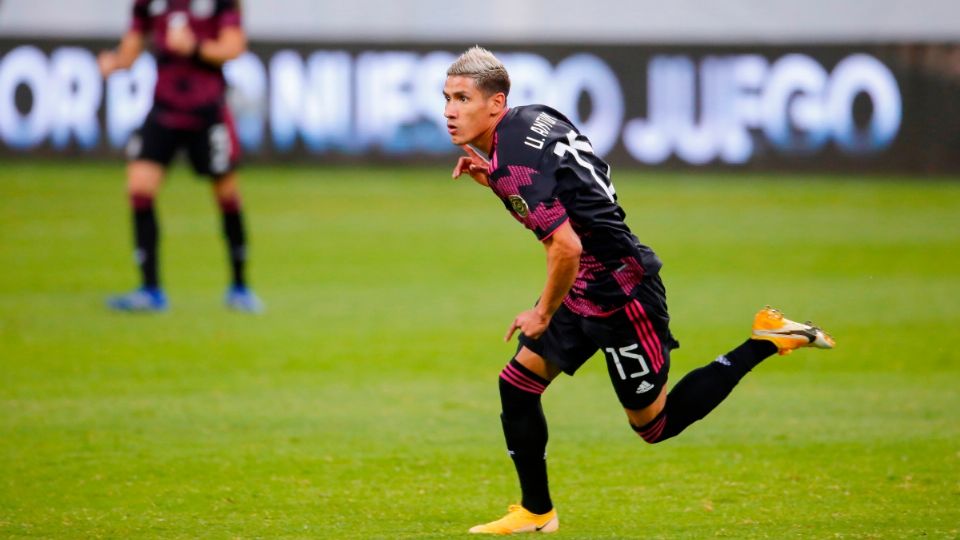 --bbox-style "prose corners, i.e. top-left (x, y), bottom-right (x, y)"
top-left (519, 274), bottom-right (680, 410)
top-left (126, 106), bottom-right (240, 178)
